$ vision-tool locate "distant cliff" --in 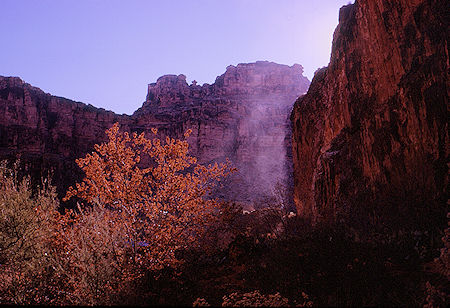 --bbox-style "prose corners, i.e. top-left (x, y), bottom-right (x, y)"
top-left (135, 61), bottom-right (310, 206)
top-left (0, 61), bottom-right (310, 207)
top-left (0, 77), bottom-right (131, 197)
top-left (291, 0), bottom-right (448, 229)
